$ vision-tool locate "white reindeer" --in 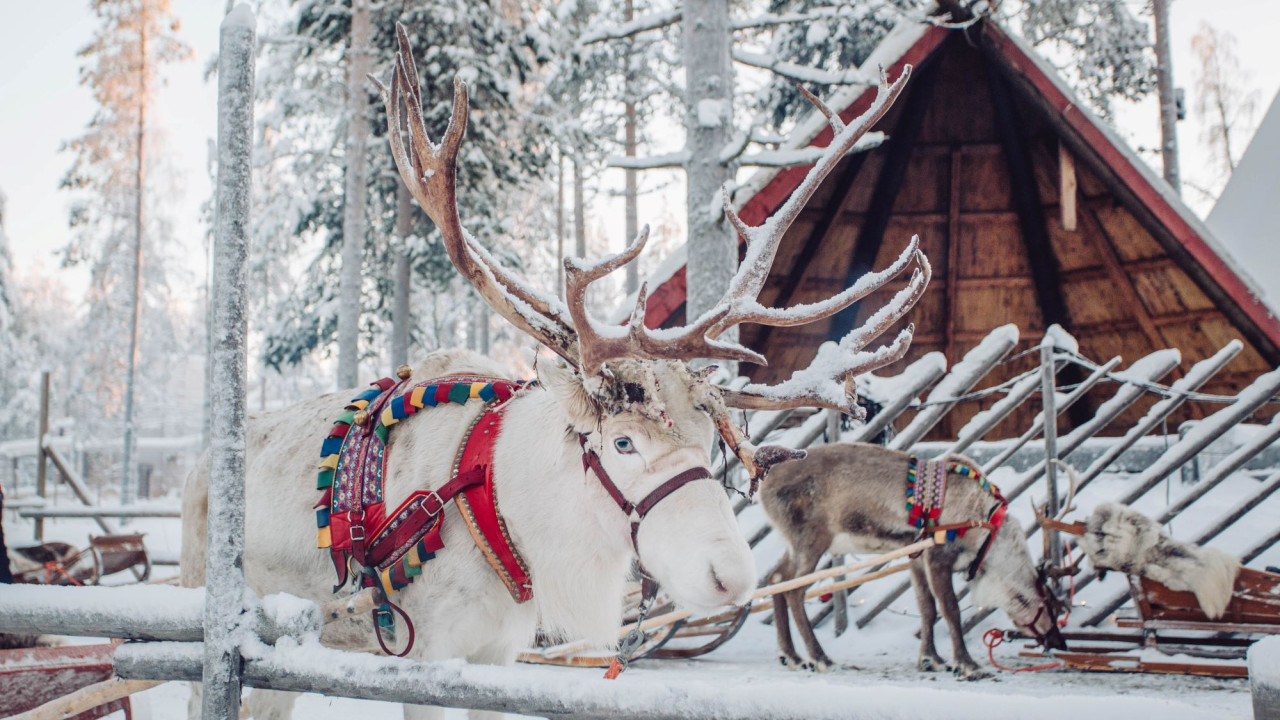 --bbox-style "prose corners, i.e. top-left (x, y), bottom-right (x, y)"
top-left (182, 25), bottom-right (929, 720)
